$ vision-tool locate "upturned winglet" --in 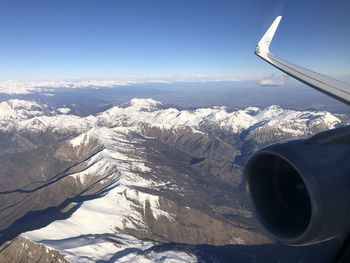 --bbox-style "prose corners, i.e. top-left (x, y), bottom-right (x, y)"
top-left (255, 16), bottom-right (282, 56)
